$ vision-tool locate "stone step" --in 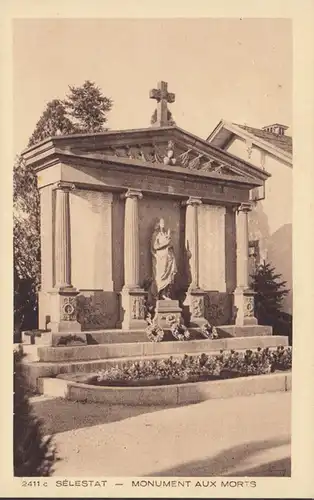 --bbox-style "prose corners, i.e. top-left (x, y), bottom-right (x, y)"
top-left (38, 371), bottom-right (292, 404)
top-left (37, 335), bottom-right (286, 362)
top-left (23, 335), bottom-right (288, 394)
top-left (22, 324), bottom-right (273, 346)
